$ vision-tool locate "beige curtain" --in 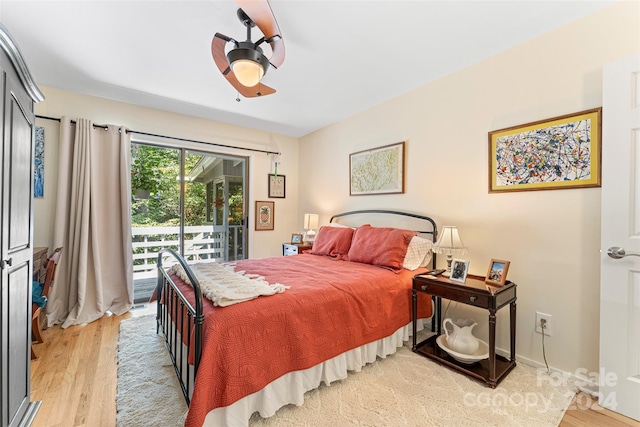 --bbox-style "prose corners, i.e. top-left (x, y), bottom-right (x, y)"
top-left (47, 117), bottom-right (134, 328)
